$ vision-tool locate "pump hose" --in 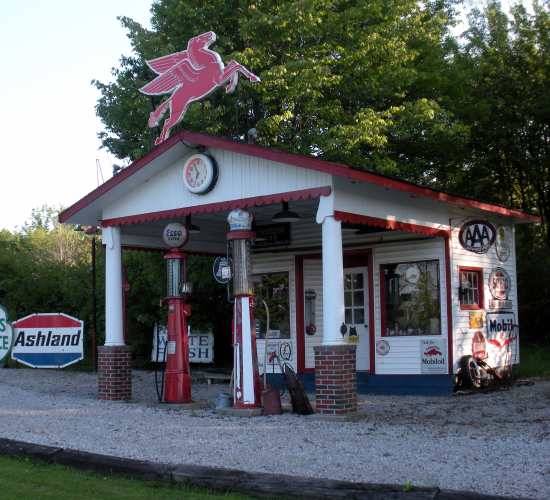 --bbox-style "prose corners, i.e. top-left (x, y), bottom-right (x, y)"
top-left (153, 324), bottom-right (166, 403)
